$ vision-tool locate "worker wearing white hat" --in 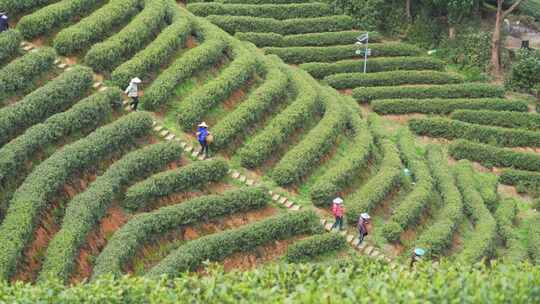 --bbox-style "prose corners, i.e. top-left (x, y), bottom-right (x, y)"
top-left (124, 77), bottom-right (142, 111)
top-left (331, 197), bottom-right (345, 231)
top-left (0, 11), bottom-right (8, 33)
top-left (357, 213), bottom-right (370, 245)
top-left (196, 122), bottom-right (211, 158)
